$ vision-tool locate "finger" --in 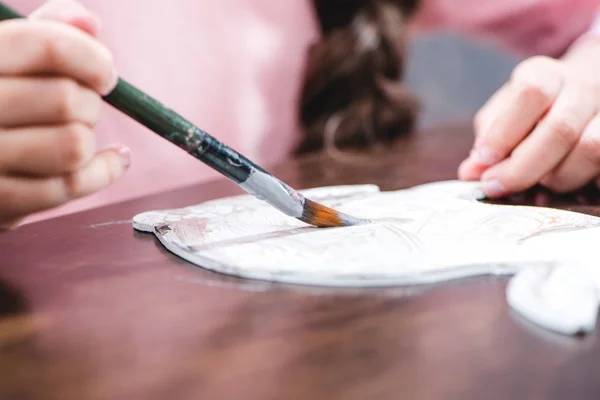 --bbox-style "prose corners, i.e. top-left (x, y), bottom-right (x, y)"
top-left (480, 84), bottom-right (596, 196)
top-left (0, 76), bottom-right (101, 127)
top-left (458, 157), bottom-right (487, 181)
top-left (462, 86), bottom-right (508, 180)
top-left (0, 19), bottom-right (116, 95)
top-left (471, 57), bottom-right (563, 166)
top-left (0, 146), bottom-right (131, 222)
top-left (462, 85), bottom-right (511, 181)
top-left (29, 0), bottom-right (101, 37)
top-left (542, 113), bottom-right (600, 192)
top-left (473, 83), bottom-right (510, 137)
top-left (0, 122), bottom-right (95, 175)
